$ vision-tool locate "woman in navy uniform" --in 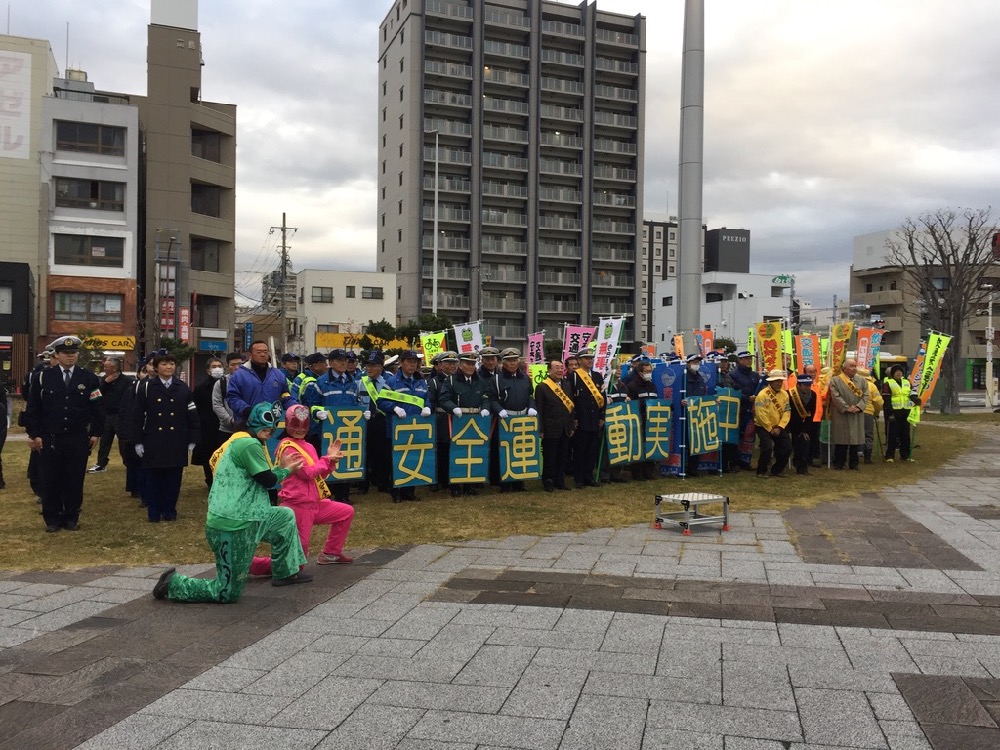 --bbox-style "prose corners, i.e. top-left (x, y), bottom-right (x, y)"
top-left (23, 336), bottom-right (104, 531)
top-left (131, 352), bottom-right (200, 522)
